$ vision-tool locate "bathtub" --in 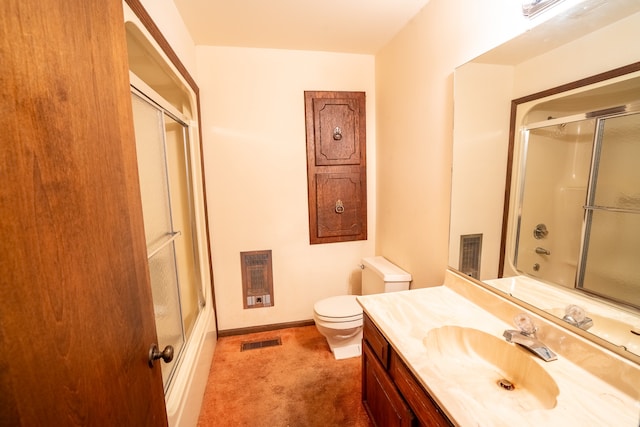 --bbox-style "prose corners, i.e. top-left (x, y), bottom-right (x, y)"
top-left (165, 303), bottom-right (217, 427)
